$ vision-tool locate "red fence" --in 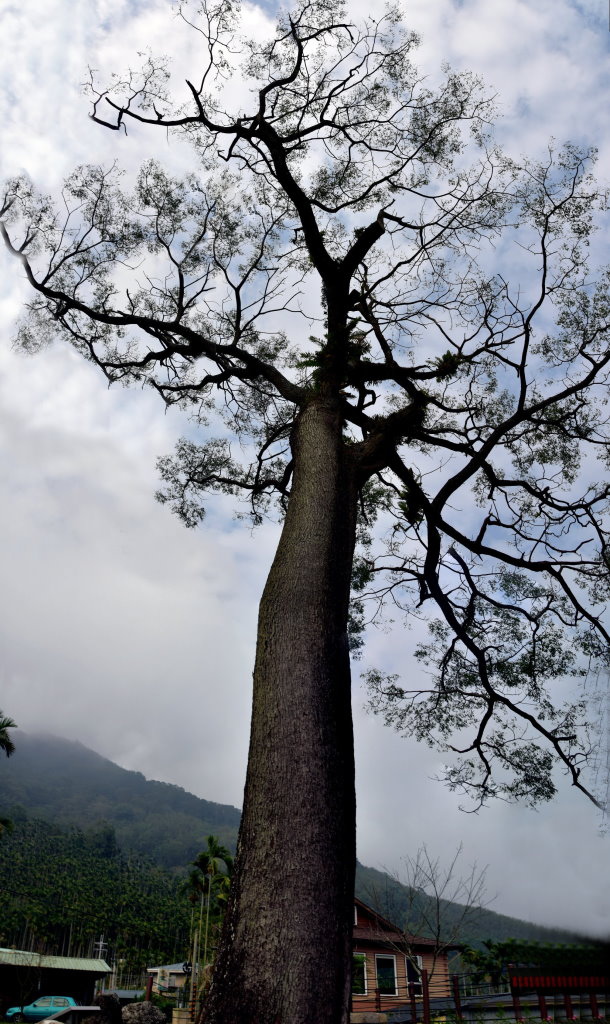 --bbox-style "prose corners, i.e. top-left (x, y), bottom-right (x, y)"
top-left (354, 970), bottom-right (610, 1023)
top-left (508, 971), bottom-right (610, 1023)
